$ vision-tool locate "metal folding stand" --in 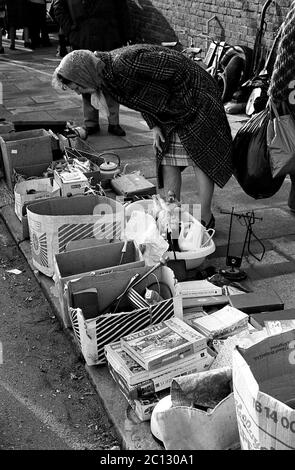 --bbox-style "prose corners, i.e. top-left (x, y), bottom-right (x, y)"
top-left (220, 207), bottom-right (265, 281)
